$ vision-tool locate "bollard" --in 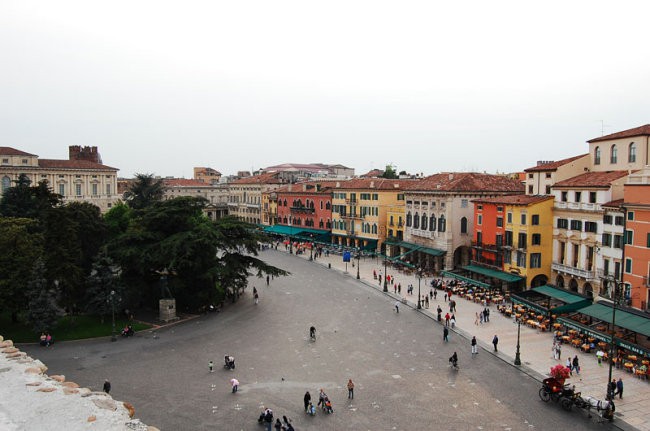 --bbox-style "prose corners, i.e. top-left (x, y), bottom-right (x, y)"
top-left (328, 263), bottom-right (331, 269)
